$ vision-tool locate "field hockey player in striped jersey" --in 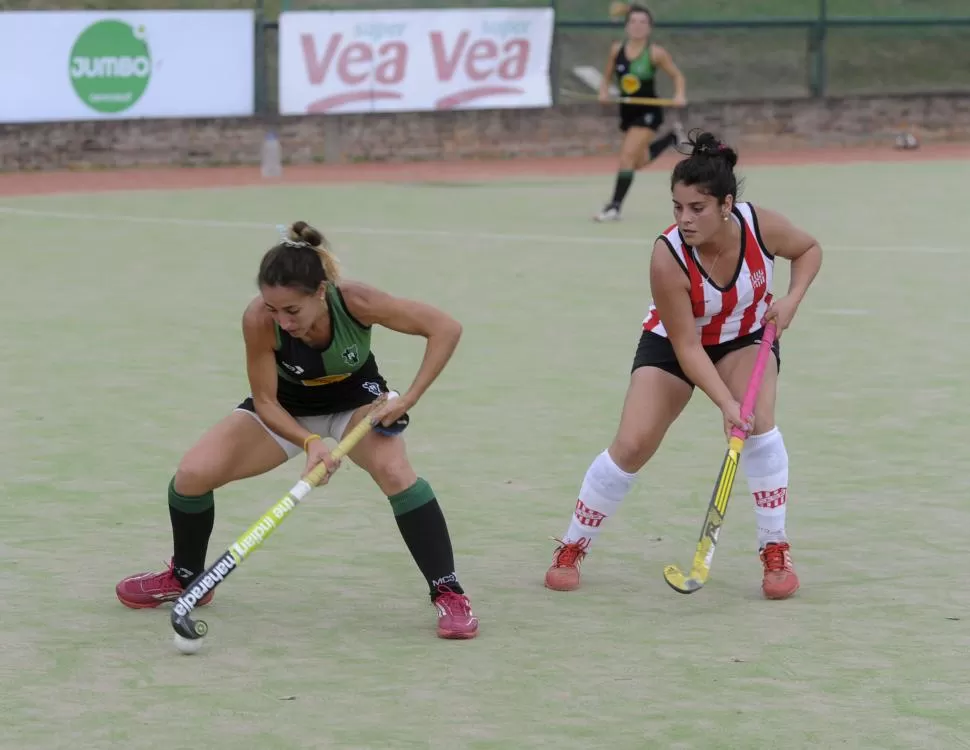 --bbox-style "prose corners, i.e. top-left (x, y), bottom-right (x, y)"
top-left (116, 221), bottom-right (478, 639)
top-left (546, 130), bottom-right (823, 600)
